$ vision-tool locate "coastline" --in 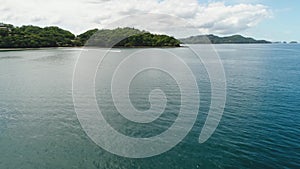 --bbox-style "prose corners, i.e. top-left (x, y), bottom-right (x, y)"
top-left (0, 43), bottom-right (297, 51)
top-left (0, 46), bottom-right (183, 51)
